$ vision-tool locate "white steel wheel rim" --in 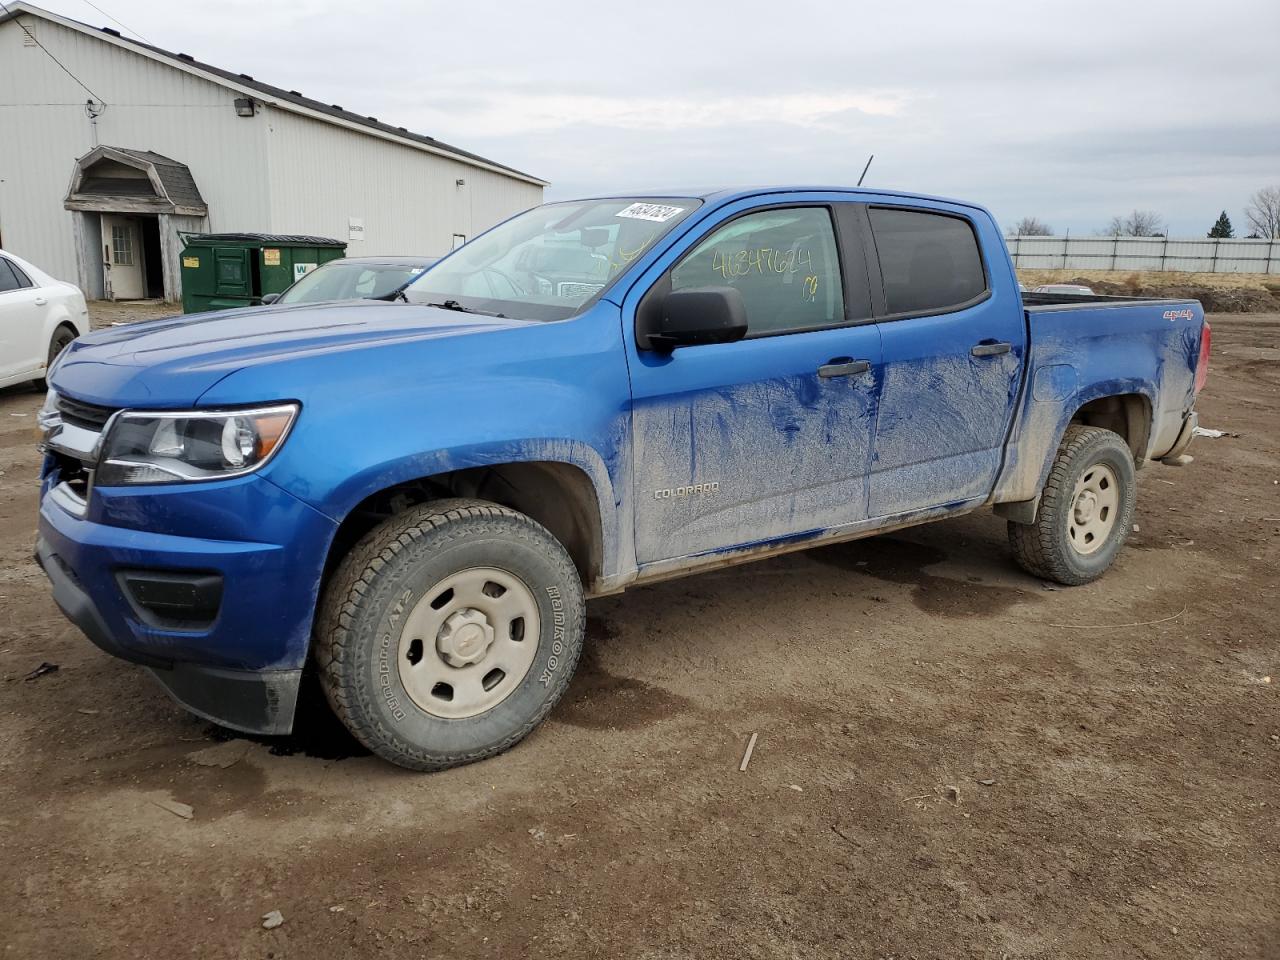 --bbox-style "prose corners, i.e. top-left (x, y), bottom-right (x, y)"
top-left (396, 566), bottom-right (541, 720)
top-left (1068, 463), bottom-right (1120, 556)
